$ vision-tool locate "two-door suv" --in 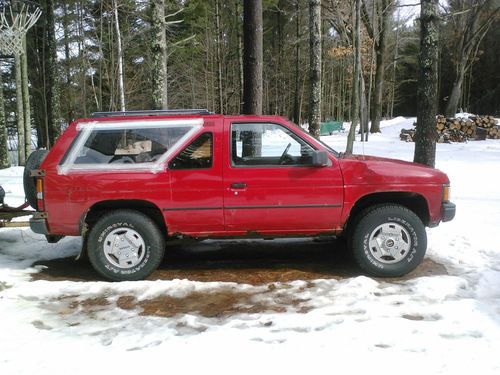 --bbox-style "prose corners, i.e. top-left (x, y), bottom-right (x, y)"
top-left (25, 109), bottom-right (455, 281)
